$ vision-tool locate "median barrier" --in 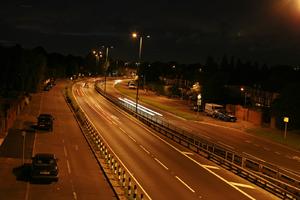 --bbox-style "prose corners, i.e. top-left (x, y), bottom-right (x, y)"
top-left (64, 83), bottom-right (151, 200)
